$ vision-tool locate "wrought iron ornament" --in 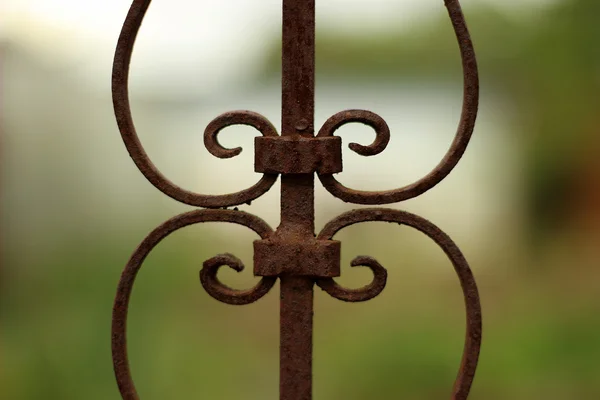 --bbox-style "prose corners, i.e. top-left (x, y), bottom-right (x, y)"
top-left (111, 0), bottom-right (482, 399)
